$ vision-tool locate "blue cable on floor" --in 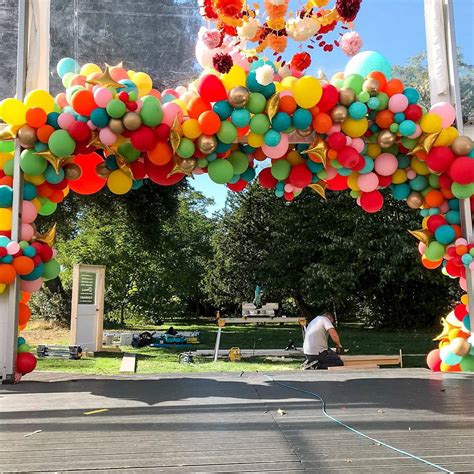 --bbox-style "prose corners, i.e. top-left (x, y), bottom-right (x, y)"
top-left (264, 375), bottom-right (452, 473)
